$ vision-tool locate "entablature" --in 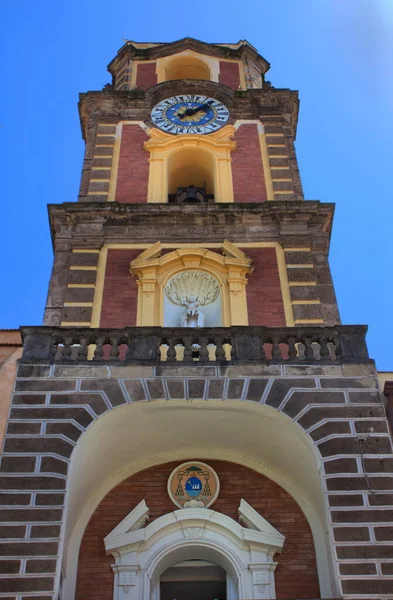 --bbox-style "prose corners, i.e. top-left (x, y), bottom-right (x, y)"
top-left (48, 201), bottom-right (335, 252)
